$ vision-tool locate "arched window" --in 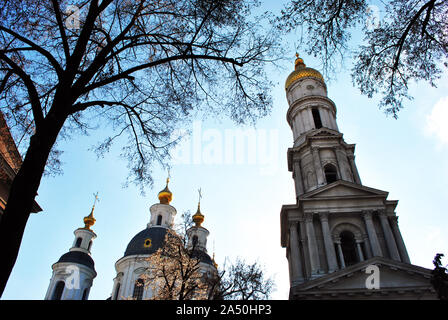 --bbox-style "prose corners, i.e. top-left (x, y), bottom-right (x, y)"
top-left (133, 278), bottom-right (144, 300)
top-left (324, 164), bottom-right (338, 184)
top-left (192, 235), bottom-right (198, 247)
top-left (87, 240), bottom-right (92, 252)
top-left (312, 108), bottom-right (323, 129)
top-left (340, 231), bottom-right (358, 266)
top-left (52, 281), bottom-right (65, 300)
top-left (156, 215), bottom-right (162, 226)
top-left (113, 283), bottom-right (121, 300)
top-left (75, 237), bottom-right (82, 248)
